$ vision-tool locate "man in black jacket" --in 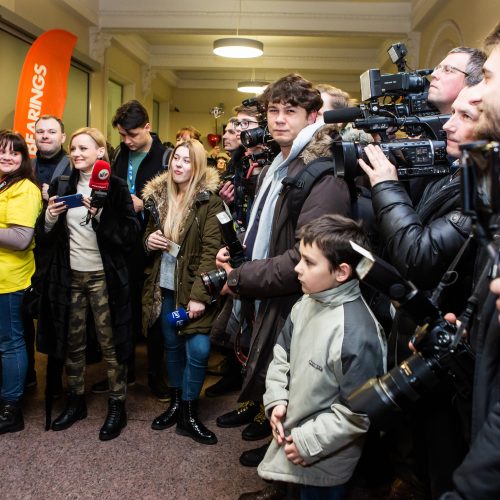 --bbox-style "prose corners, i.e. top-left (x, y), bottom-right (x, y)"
top-left (442, 21), bottom-right (500, 500)
top-left (92, 100), bottom-right (167, 398)
top-left (358, 66), bottom-right (485, 495)
top-left (111, 100), bottom-right (166, 216)
top-left (25, 115), bottom-right (72, 391)
top-left (32, 115), bottom-right (71, 202)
